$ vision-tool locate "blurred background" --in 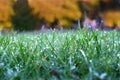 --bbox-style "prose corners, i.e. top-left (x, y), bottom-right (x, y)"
top-left (0, 0), bottom-right (120, 32)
